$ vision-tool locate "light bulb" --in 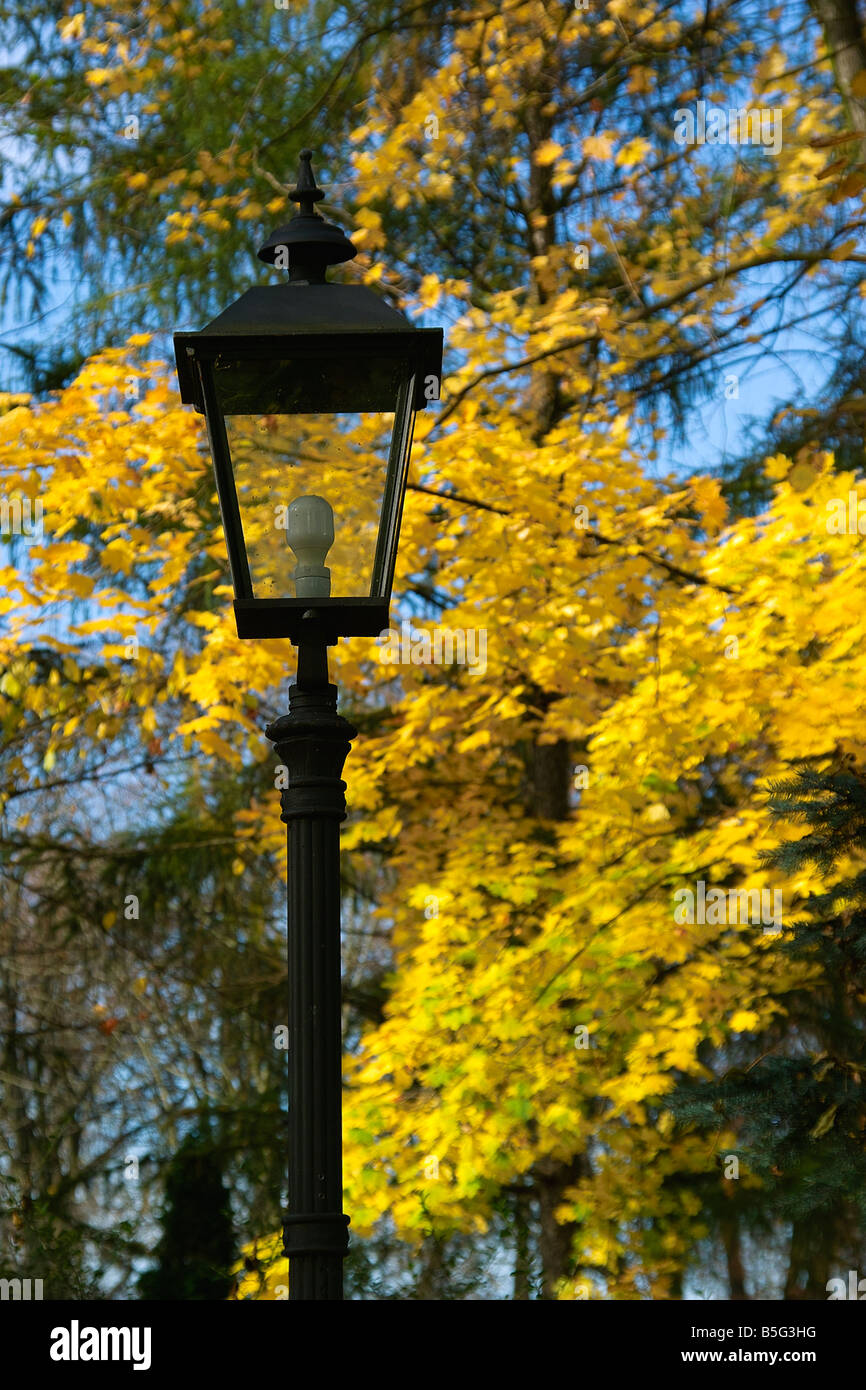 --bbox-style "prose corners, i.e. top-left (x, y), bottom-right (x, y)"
top-left (286, 495), bottom-right (335, 598)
